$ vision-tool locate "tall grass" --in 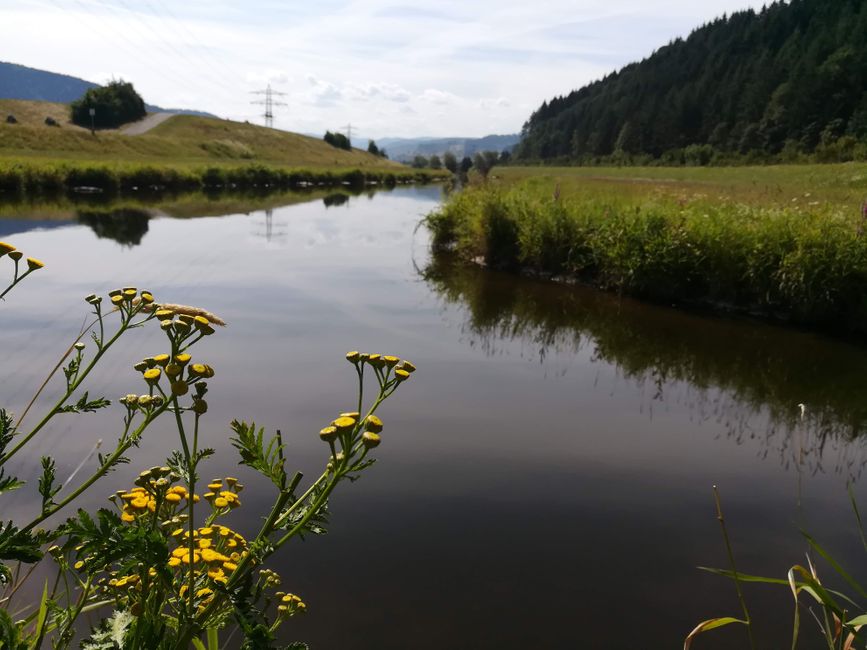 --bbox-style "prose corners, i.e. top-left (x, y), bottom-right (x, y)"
top-left (426, 182), bottom-right (867, 334)
top-left (0, 159), bottom-right (441, 197)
